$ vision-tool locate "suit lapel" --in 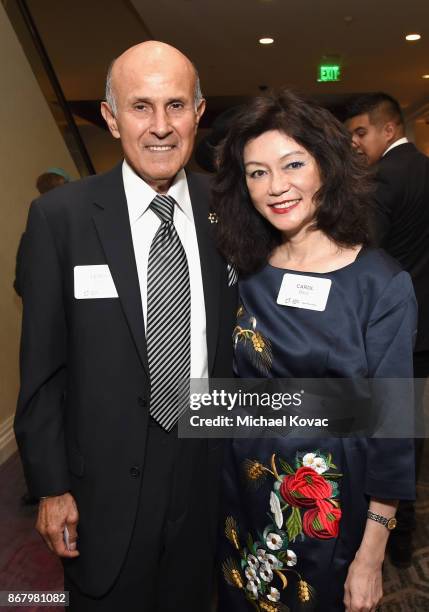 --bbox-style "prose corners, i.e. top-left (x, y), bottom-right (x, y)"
top-left (187, 171), bottom-right (221, 375)
top-left (91, 163), bottom-right (149, 377)
top-left (382, 141), bottom-right (415, 162)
